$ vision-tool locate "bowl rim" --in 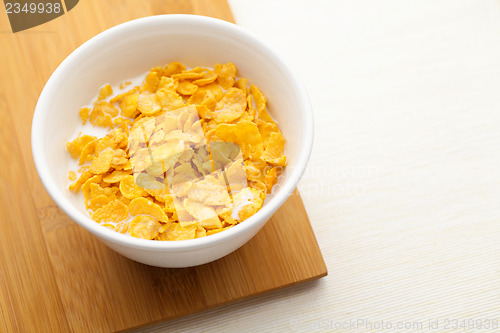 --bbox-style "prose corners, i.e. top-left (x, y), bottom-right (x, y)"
top-left (31, 14), bottom-right (314, 251)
